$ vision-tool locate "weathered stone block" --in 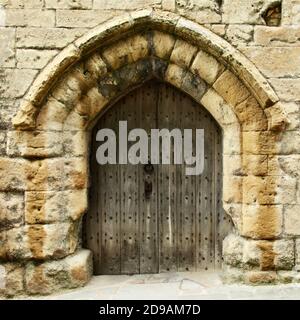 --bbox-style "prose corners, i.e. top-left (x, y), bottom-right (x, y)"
top-left (16, 27), bottom-right (88, 49)
top-left (243, 176), bottom-right (297, 205)
top-left (5, 9), bottom-right (55, 27)
top-left (242, 155), bottom-right (268, 176)
top-left (0, 131), bottom-right (6, 155)
top-left (56, 9), bottom-right (116, 28)
top-left (282, 0), bottom-right (300, 25)
top-left (223, 175), bottom-right (243, 203)
top-left (243, 131), bottom-right (279, 154)
top-left (0, 192), bottom-right (24, 230)
top-left (0, 158), bottom-right (27, 191)
top-left (152, 30), bottom-right (175, 60)
top-left (235, 96), bottom-right (268, 131)
top-left (164, 63), bottom-right (185, 89)
top-left (25, 189), bottom-right (87, 224)
top-left (270, 78), bottom-right (300, 102)
top-left (223, 124), bottom-right (241, 155)
top-left (0, 263), bottom-right (24, 296)
top-left (284, 205), bottom-right (300, 236)
top-left (241, 47), bottom-right (300, 78)
top-left (225, 24), bottom-right (253, 47)
top-left (93, 0), bottom-right (160, 10)
top-left (0, 68), bottom-right (38, 99)
top-left (7, 130), bottom-right (63, 158)
top-left (0, 28), bottom-right (15, 67)
top-left (213, 70), bottom-right (250, 107)
top-left (279, 131), bottom-right (300, 155)
top-left (242, 205), bottom-right (283, 239)
top-left (223, 233), bottom-right (243, 267)
top-left (181, 71), bottom-right (207, 102)
top-left (25, 249), bottom-right (92, 295)
top-left (102, 34), bottom-right (149, 70)
top-left (245, 271), bottom-right (277, 284)
top-left (45, 0), bottom-right (92, 9)
top-left (170, 39), bottom-right (197, 69)
top-left (273, 239), bottom-right (295, 270)
top-left (3, 0), bottom-right (44, 8)
top-left (190, 49), bottom-right (224, 84)
top-left (222, 0), bottom-right (276, 24)
top-left (16, 49), bottom-right (58, 69)
top-left (3, 221), bottom-right (80, 260)
top-left (254, 26), bottom-right (300, 47)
